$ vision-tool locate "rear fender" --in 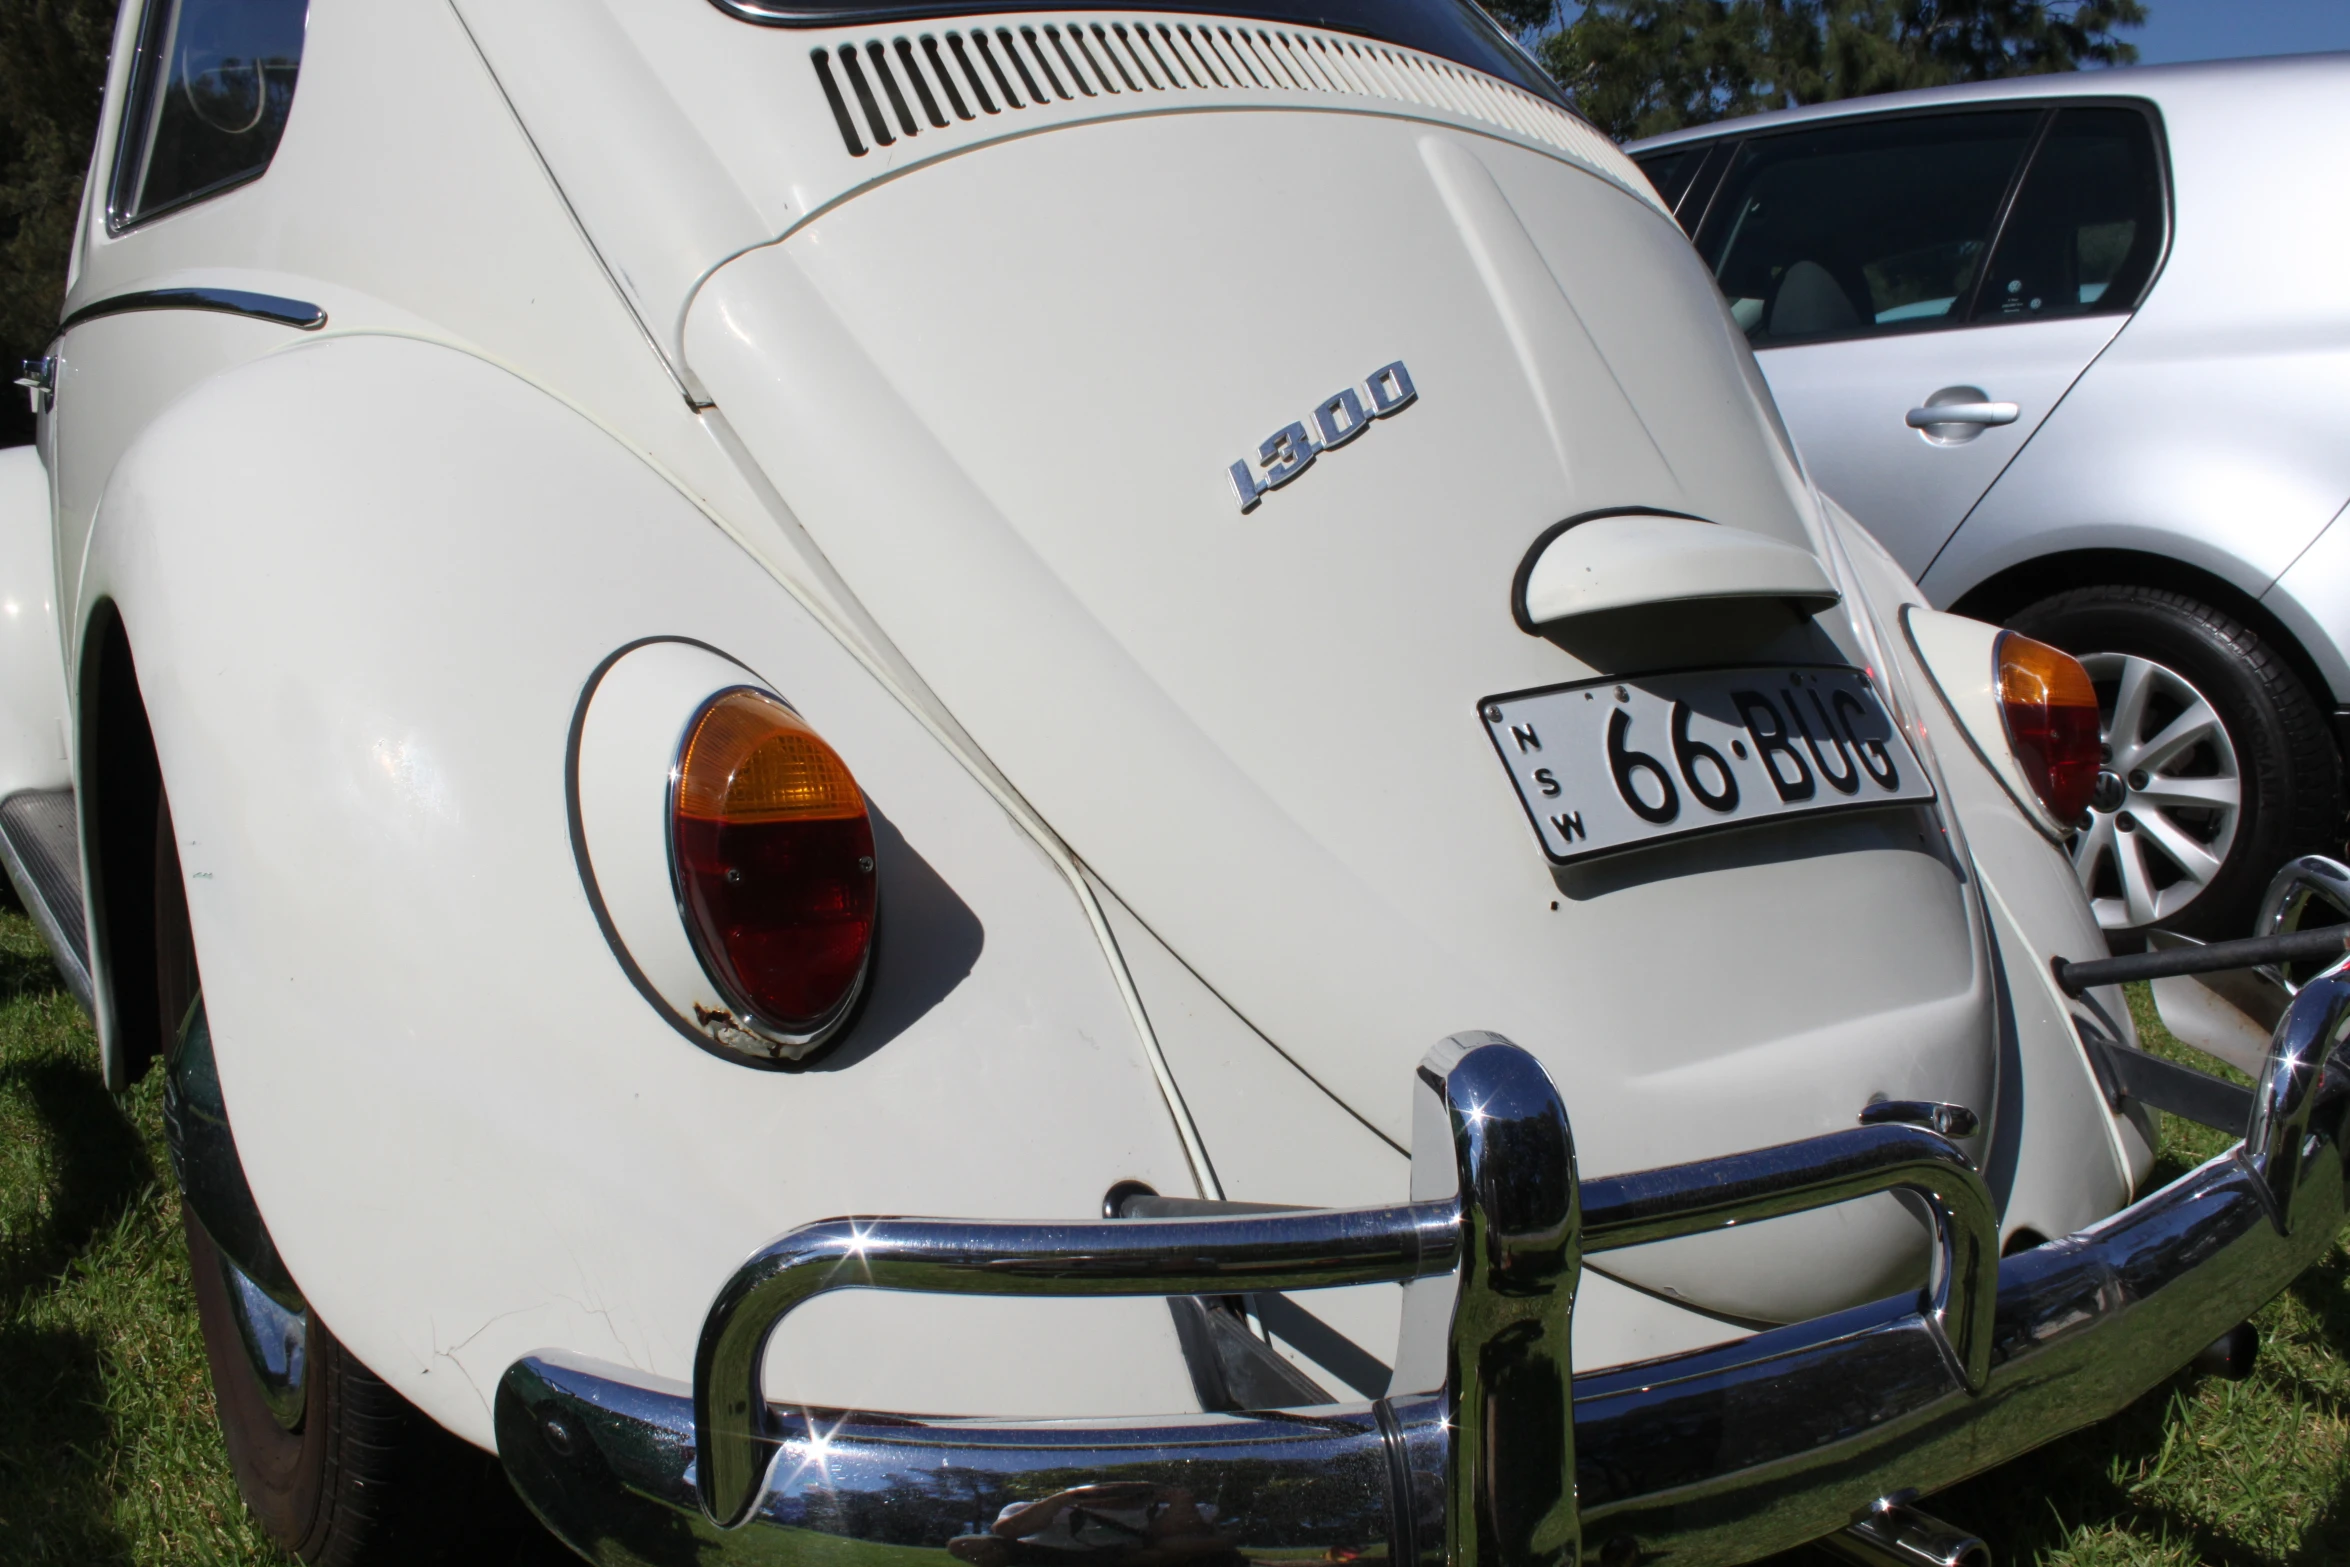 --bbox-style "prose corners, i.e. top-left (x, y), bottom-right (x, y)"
top-left (1835, 501), bottom-right (2152, 1226)
top-left (78, 333), bottom-right (1205, 1448)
